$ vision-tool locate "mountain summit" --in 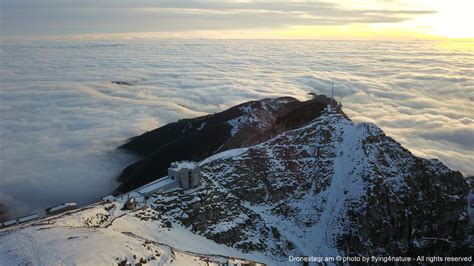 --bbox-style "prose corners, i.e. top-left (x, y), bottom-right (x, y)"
top-left (0, 97), bottom-right (471, 264)
top-left (116, 95), bottom-right (338, 192)
top-left (197, 112), bottom-right (470, 257)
